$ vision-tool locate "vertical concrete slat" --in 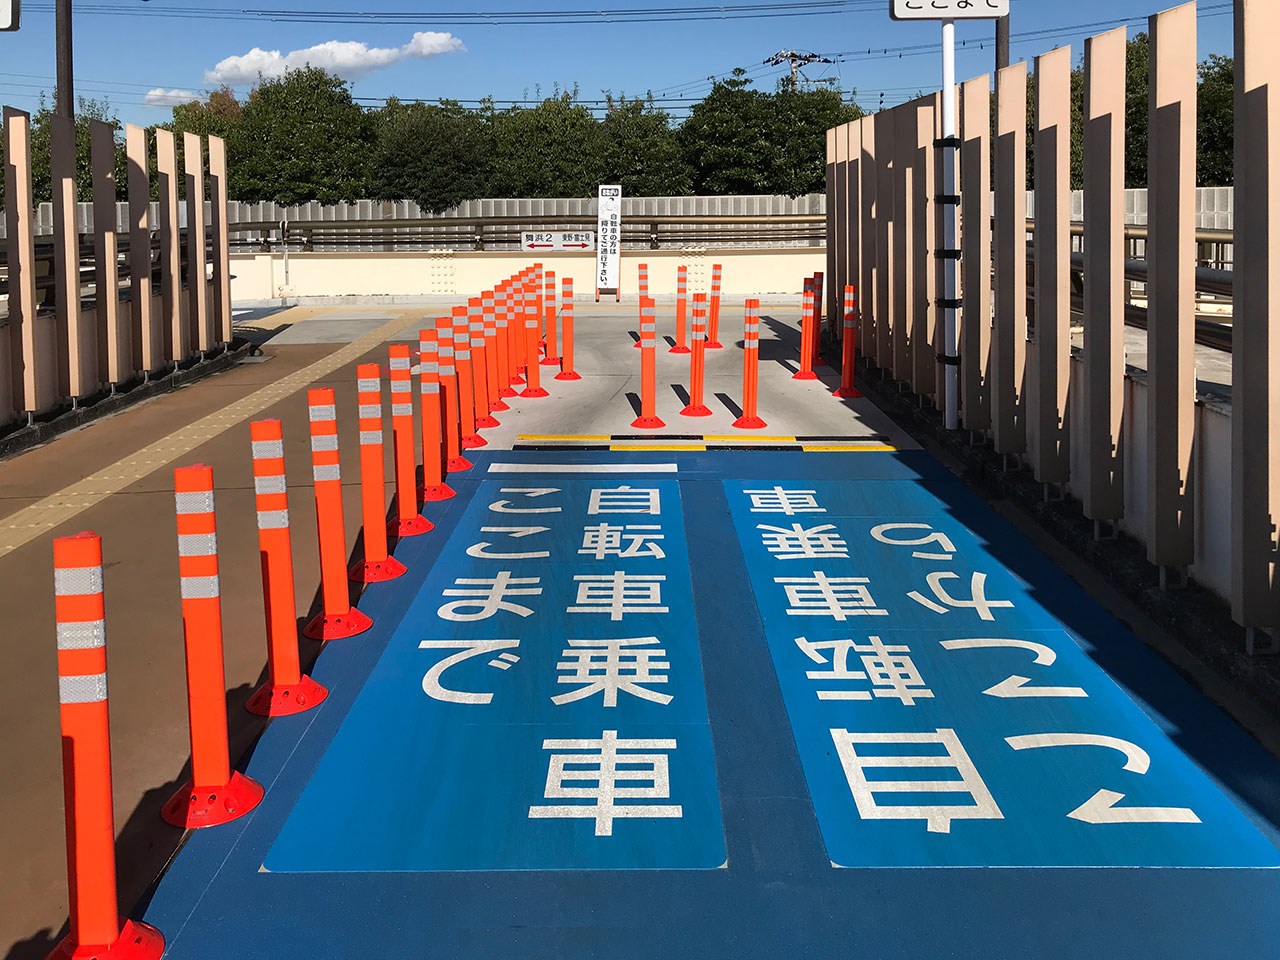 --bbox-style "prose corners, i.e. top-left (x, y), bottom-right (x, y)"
top-left (52, 114), bottom-right (91, 400)
top-left (826, 126), bottom-right (840, 334)
top-left (993, 63), bottom-right (1028, 458)
top-left (875, 108), bottom-right (895, 368)
top-left (913, 96), bottom-right (937, 397)
top-left (1031, 46), bottom-right (1072, 485)
top-left (90, 119), bottom-right (125, 385)
top-left (1232, 0), bottom-right (1280, 630)
top-left (832, 123), bottom-right (850, 336)
top-left (859, 115), bottom-right (877, 361)
top-left (844, 120), bottom-right (861, 345)
top-left (184, 132), bottom-right (211, 352)
top-left (1081, 27), bottom-right (1128, 522)
top-left (155, 128), bottom-right (184, 363)
top-left (126, 124), bottom-right (159, 374)
top-left (208, 136), bottom-right (232, 344)
top-left (961, 75), bottom-right (992, 431)
top-left (1147, 3), bottom-right (1197, 570)
top-left (3, 108), bottom-right (47, 416)
top-left (892, 102), bottom-right (914, 382)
